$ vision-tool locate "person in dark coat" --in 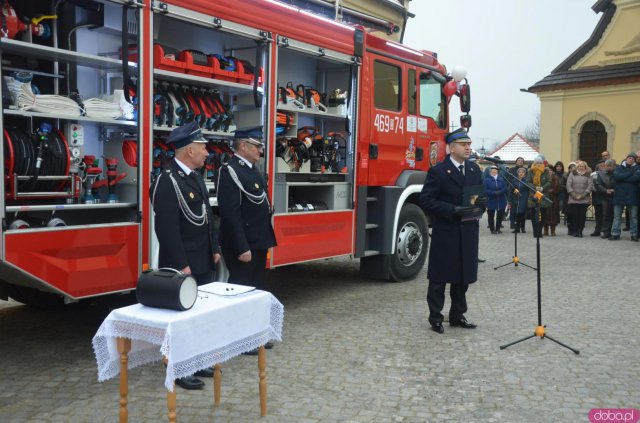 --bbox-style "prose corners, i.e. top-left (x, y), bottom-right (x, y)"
top-left (508, 157), bottom-right (526, 229)
top-left (217, 126), bottom-right (277, 288)
top-left (610, 153), bottom-right (640, 241)
top-left (544, 166), bottom-right (561, 236)
top-left (419, 128), bottom-right (486, 334)
top-left (150, 121), bottom-right (221, 390)
top-left (589, 160), bottom-right (606, 236)
top-left (484, 166), bottom-right (507, 234)
top-left (594, 159), bottom-right (616, 238)
top-left (508, 167), bottom-right (530, 233)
